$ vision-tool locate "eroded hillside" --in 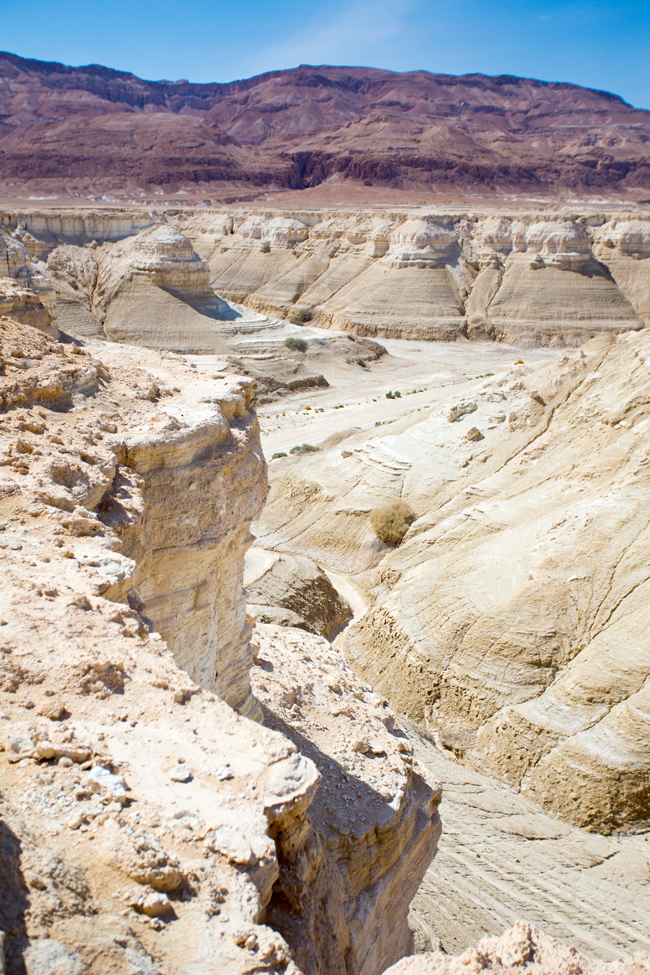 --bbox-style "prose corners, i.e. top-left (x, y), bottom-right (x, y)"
top-left (257, 328), bottom-right (650, 833)
top-left (2, 207), bottom-right (650, 352)
top-left (2, 54), bottom-right (650, 203)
